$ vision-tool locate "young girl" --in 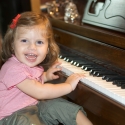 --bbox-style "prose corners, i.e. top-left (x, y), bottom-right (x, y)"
top-left (0, 12), bottom-right (93, 125)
